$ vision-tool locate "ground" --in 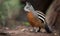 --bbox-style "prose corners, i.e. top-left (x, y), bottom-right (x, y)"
top-left (0, 25), bottom-right (59, 36)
